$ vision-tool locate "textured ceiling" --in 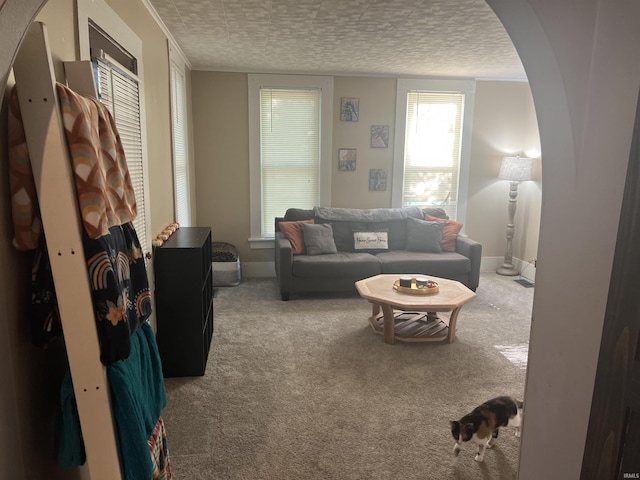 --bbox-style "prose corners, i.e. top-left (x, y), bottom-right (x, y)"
top-left (149, 0), bottom-right (526, 80)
